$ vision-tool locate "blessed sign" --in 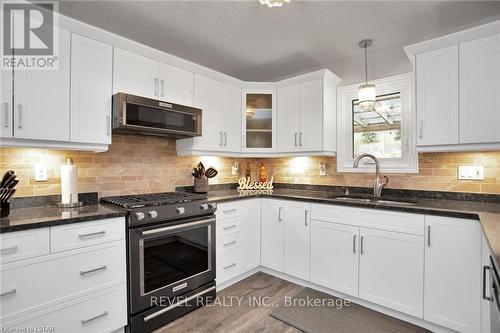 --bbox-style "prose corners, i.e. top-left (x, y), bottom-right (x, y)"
top-left (237, 177), bottom-right (274, 190)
